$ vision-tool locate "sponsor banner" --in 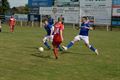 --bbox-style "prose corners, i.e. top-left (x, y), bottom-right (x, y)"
top-left (28, 0), bottom-right (53, 7)
top-left (112, 5), bottom-right (120, 26)
top-left (28, 0), bottom-right (53, 14)
top-left (28, 14), bottom-right (40, 21)
top-left (112, 5), bottom-right (120, 16)
top-left (56, 0), bottom-right (79, 7)
top-left (14, 14), bottom-right (28, 21)
top-left (80, 0), bottom-right (112, 25)
top-left (30, 7), bottom-right (39, 14)
top-left (39, 7), bottom-right (79, 23)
